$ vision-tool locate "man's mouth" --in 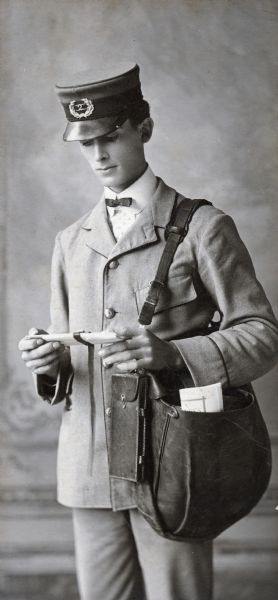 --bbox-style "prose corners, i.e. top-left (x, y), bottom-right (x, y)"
top-left (96, 166), bottom-right (116, 171)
